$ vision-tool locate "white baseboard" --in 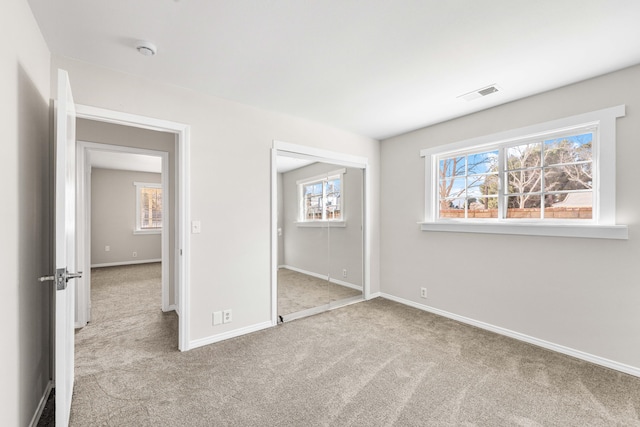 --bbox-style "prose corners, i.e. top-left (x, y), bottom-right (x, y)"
top-left (281, 265), bottom-right (363, 291)
top-left (188, 321), bottom-right (273, 350)
top-left (380, 293), bottom-right (640, 378)
top-left (164, 304), bottom-right (177, 313)
top-left (29, 380), bottom-right (52, 427)
top-left (366, 291), bottom-right (381, 300)
top-left (91, 259), bottom-right (162, 268)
